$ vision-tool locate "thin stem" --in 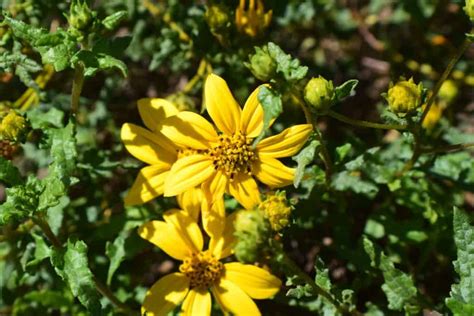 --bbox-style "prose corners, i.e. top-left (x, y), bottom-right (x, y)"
top-left (421, 142), bottom-right (474, 154)
top-left (401, 126), bottom-right (422, 174)
top-left (94, 276), bottom-right (134, 313)
top-left (70, 63), bottom-right (85, 115)
top-left (33, 216), bottom-right (62, 248)
top-left (328, 110), bottom-right (407, 130)
top-left (420, 36), bottom-right (471, 124)
top-left (182, 59), bottom-right (209, 93)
